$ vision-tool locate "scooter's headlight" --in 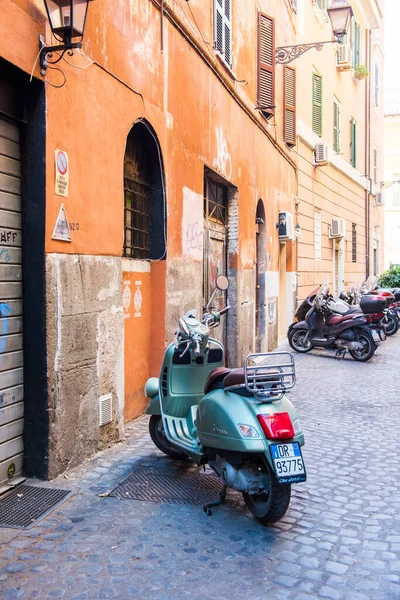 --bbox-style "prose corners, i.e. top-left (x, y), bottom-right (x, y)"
top-left (237, 424), bottom-right (260, 438)
top-left (293, 419), bottom-right (302, 435)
